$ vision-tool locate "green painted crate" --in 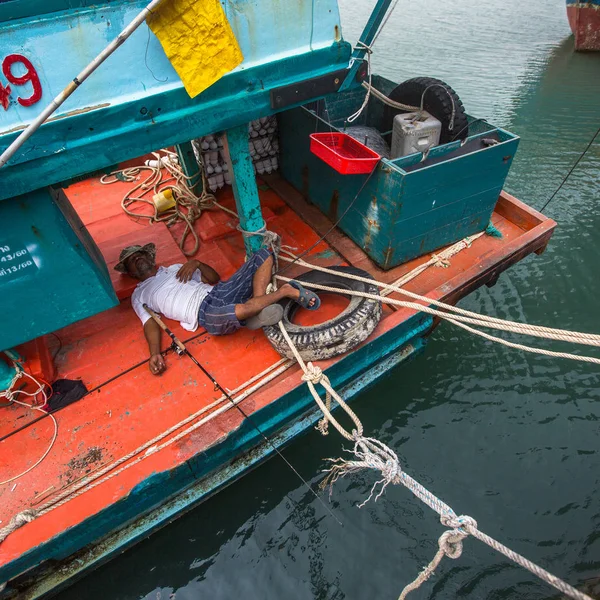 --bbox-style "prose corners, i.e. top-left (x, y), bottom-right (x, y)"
top-left (278, 76), bottom-right (519, 269)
